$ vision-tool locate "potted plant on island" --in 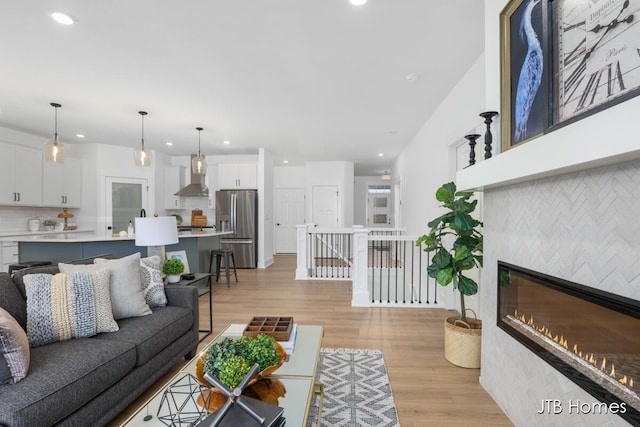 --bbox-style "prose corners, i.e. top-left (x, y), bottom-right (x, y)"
top-left (416, 181), bottom-right (483, 368)
top-left (162, 258), bottom-right (184, 283)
